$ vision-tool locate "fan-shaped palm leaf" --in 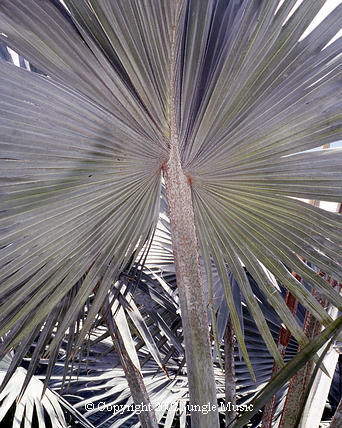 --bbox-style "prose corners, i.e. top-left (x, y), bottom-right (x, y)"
top-left (0, 353), bottom-right (68, 428)
top-left (1, 1), bottom-right (342, 427)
